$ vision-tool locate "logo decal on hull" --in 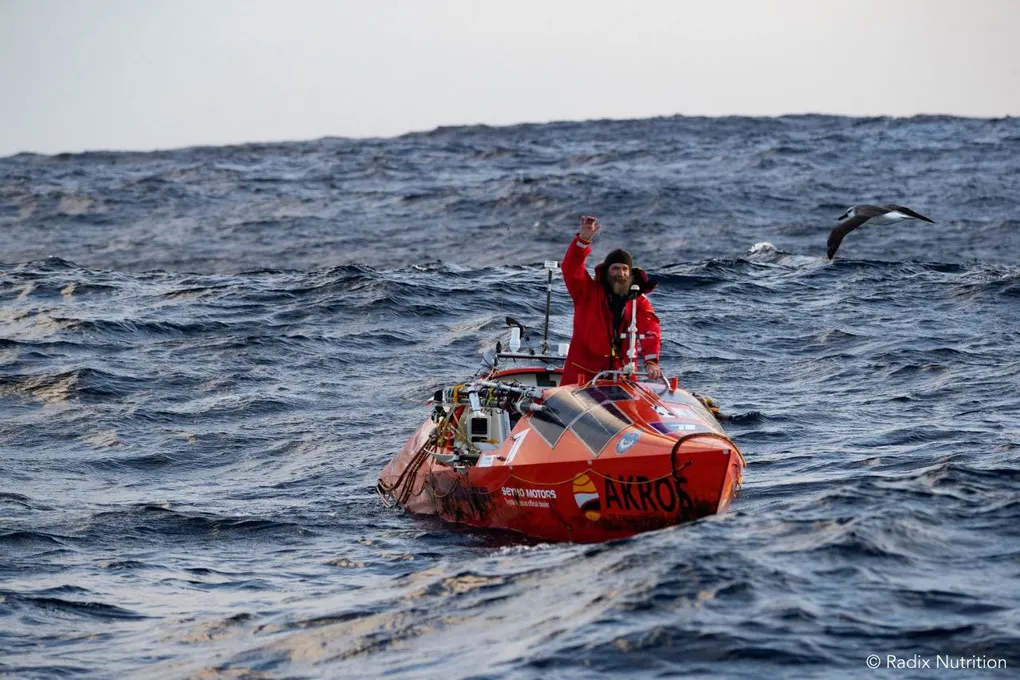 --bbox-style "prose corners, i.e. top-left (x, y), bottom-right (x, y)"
top-left (650, 421), bottom-right (699, 434)
top-left (616, 430), bottom-right (640, 454)
top-left (603, 474), bottom-right (694, 518)
top-left (500, 485), bottom-right (555, 509)
top-left (573, 473), bottom-right (601, 521)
